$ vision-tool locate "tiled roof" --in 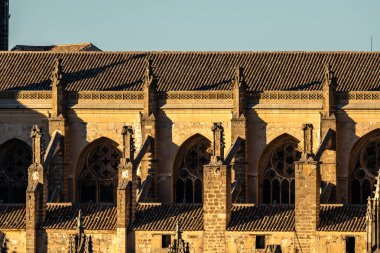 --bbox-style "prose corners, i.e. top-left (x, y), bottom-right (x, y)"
top-left (43, 203), bottom-right (116, 230)
top-left (0, 203), bottom-right (367, 232)
top-left (0, 51), bottom-right (379, 91)
top-left (228, 204), bottom-right (294, 232)
top-left (131, 203), bottom-right (203, 231)
top-left (0, 204), bottom-right (25, 229)
top-left (318, 204), bottom-right (366, 232)
top-left (11, 43), bottom-right (101, 52)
